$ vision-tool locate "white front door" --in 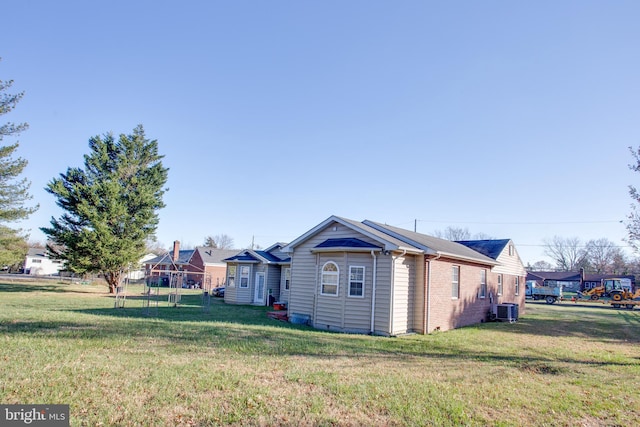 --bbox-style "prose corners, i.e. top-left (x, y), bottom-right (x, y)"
top-left (254, 272), bottom-right (265, 304)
